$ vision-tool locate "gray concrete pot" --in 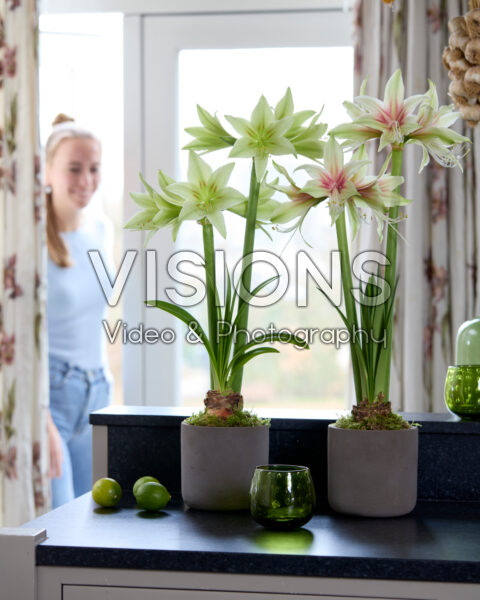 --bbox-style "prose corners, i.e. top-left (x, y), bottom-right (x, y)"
top-left (328, 424), bottom-right (418, 517)
top-left (181, 421), bottom-right (269, 510)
